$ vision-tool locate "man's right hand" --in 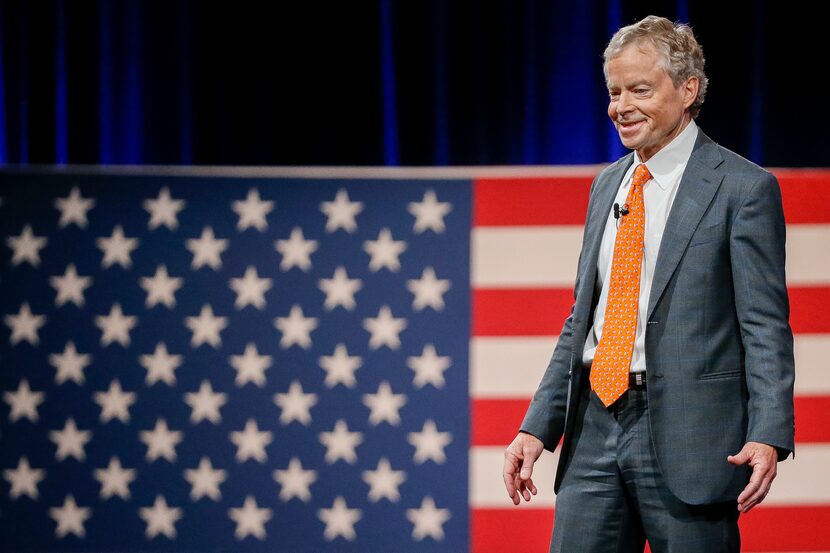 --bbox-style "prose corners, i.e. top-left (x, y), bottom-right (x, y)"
top-left (503, 432), bottom-right (544, 505)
